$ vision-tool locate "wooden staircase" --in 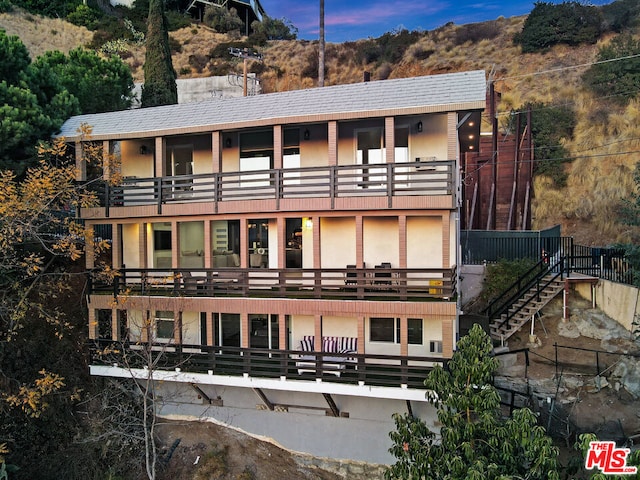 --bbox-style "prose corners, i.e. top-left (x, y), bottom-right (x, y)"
top-left (490, 274), bottom-right (565, 343)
